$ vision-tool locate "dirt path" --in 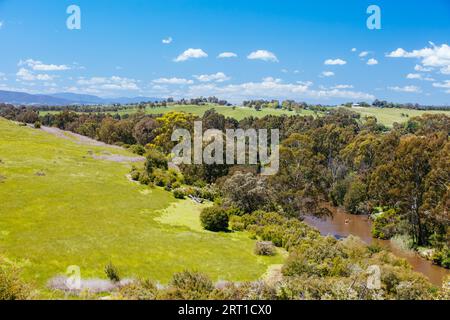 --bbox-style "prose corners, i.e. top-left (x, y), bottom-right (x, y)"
top-left (40, 126), bottom-right (145, 163)
top-left (41, 126), bottom-right (121, 148)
